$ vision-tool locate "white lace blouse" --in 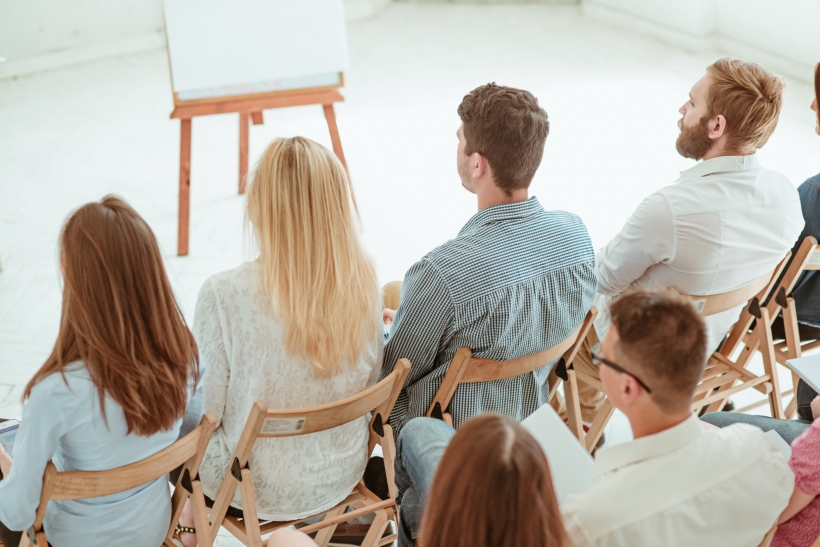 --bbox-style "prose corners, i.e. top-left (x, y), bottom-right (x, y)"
top-left (193, 262), bottom-right (382, 520)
